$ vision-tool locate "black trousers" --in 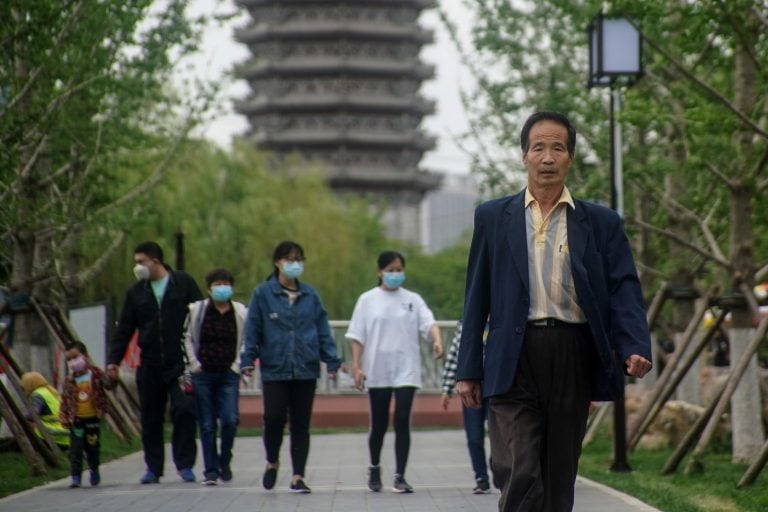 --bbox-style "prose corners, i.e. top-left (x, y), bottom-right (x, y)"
top-left (489, 324), bottom-right (592, 512)
top-left (368, 386), bottom-right (416, 476)
top-left (262, 379), bottom-right (317, 477)
top-left (136, 365), bottom-right (197, 476)
top-left (69, 417), bottom-right (100, 476)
